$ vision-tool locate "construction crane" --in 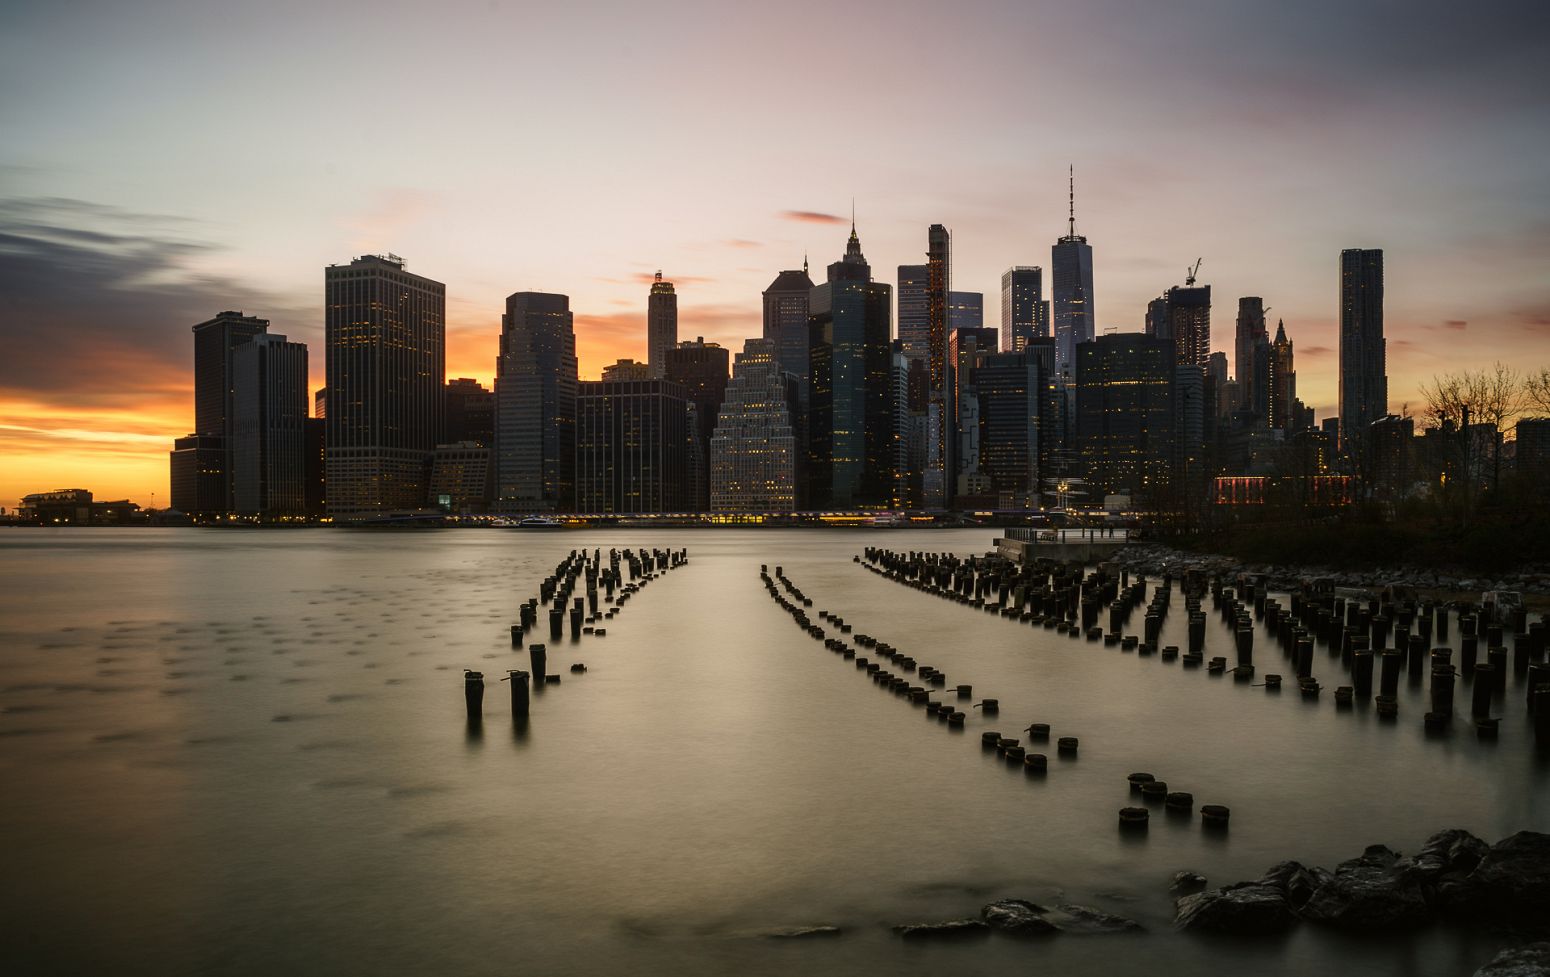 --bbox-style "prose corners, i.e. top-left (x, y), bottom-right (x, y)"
top-left (1185, 258), bottom-right (1203, 287)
